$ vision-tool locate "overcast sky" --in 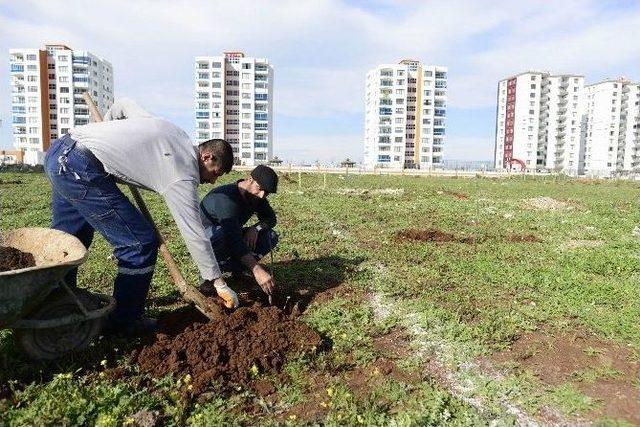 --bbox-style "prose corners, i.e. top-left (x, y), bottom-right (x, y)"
top-left (1, 0), bottom-right (639, 164)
